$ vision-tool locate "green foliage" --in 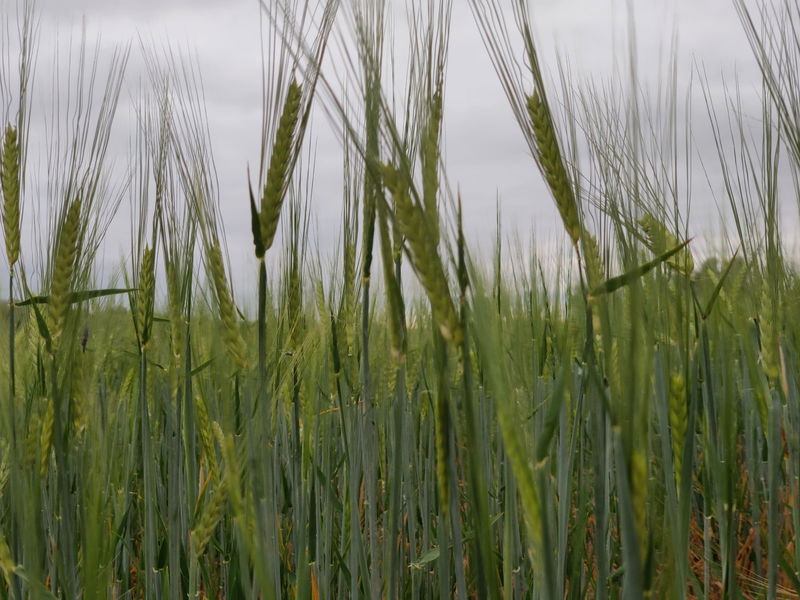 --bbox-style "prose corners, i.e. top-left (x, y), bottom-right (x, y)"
top-left (2, 0), bottom-right (800, 598)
